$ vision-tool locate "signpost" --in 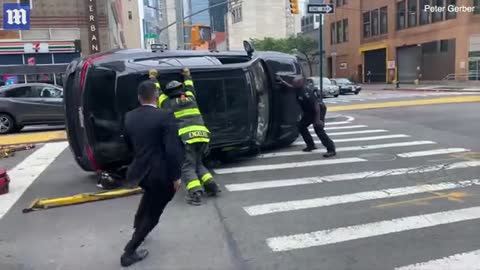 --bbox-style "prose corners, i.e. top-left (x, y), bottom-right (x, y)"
top-left (307, 3), bottom-right (334, 93)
